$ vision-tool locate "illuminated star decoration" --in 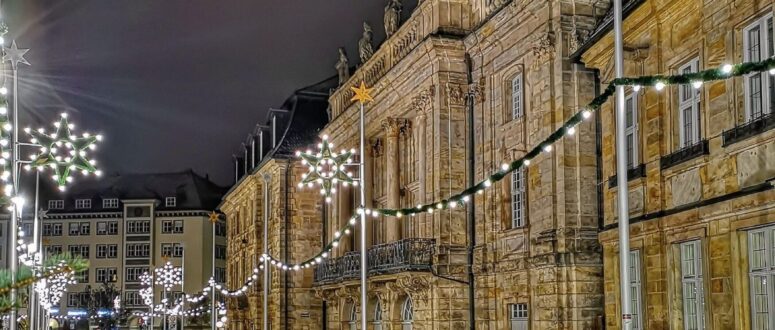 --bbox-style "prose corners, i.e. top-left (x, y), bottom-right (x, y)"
top-left (209, 211), bottom-right (221, 224)
top-left (296, 135), bottom-right (356, 203)
top-left (25, 113), bottom-right (103, 190)
top-left (350, 81), bottom-right (373, 105)
top-left (2, 40), bottom-right (30, 70)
